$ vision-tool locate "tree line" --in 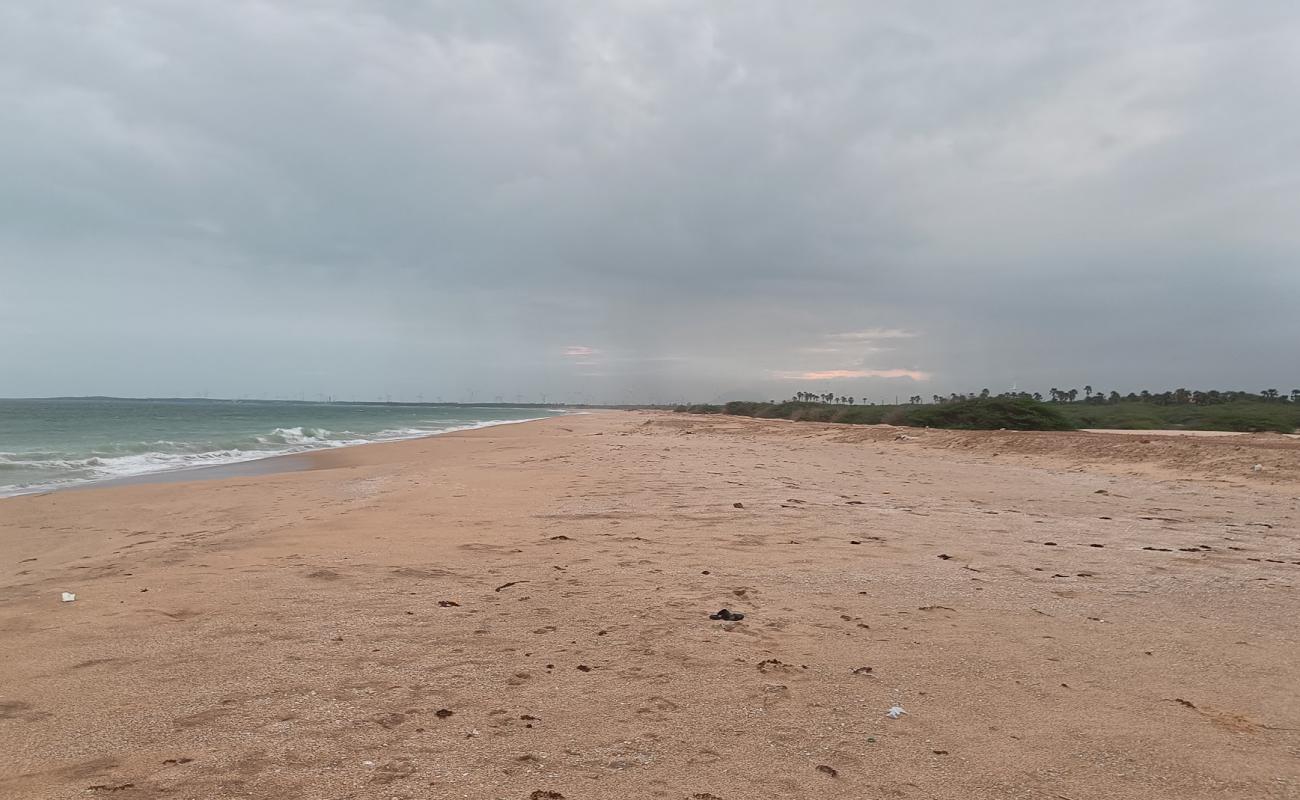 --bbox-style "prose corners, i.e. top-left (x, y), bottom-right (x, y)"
top-left (790, 387), bottom-right (1300, 406)
top-left (793, 391), bottom-right (856, 404)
